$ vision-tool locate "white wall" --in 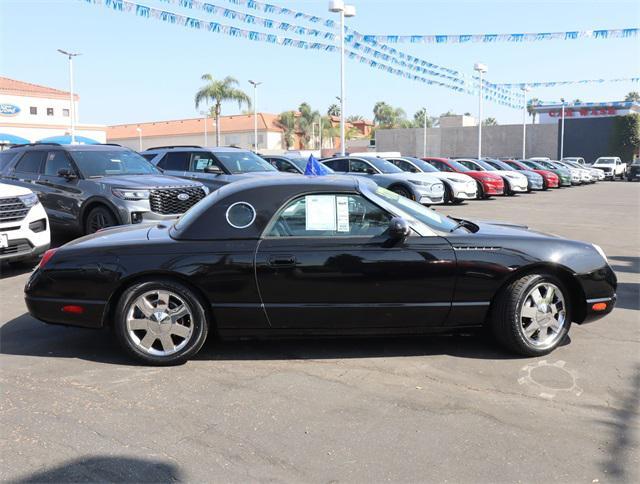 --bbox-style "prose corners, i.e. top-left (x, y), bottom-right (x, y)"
top-left (0, 93), bottom-right (78, 126)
